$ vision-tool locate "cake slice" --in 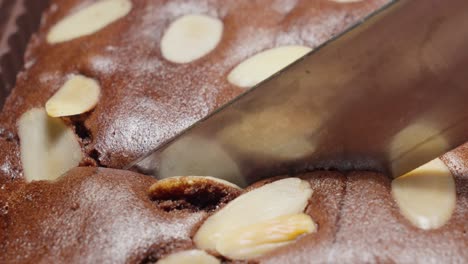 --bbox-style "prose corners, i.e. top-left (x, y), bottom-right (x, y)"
top-left (0, 0), bottom-right (387, 183)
